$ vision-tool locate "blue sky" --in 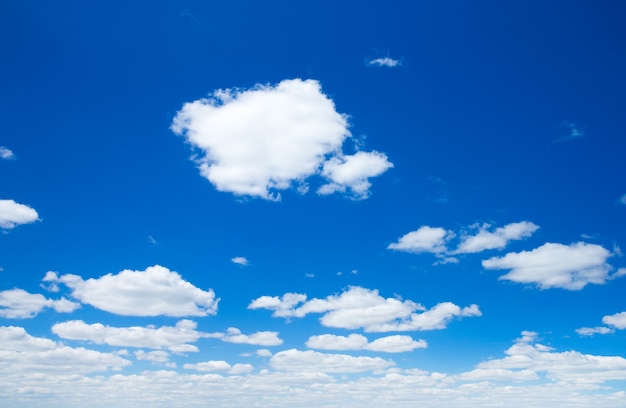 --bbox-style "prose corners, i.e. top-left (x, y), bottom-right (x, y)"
top-left (1, 1), bottom-right (626, 406)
